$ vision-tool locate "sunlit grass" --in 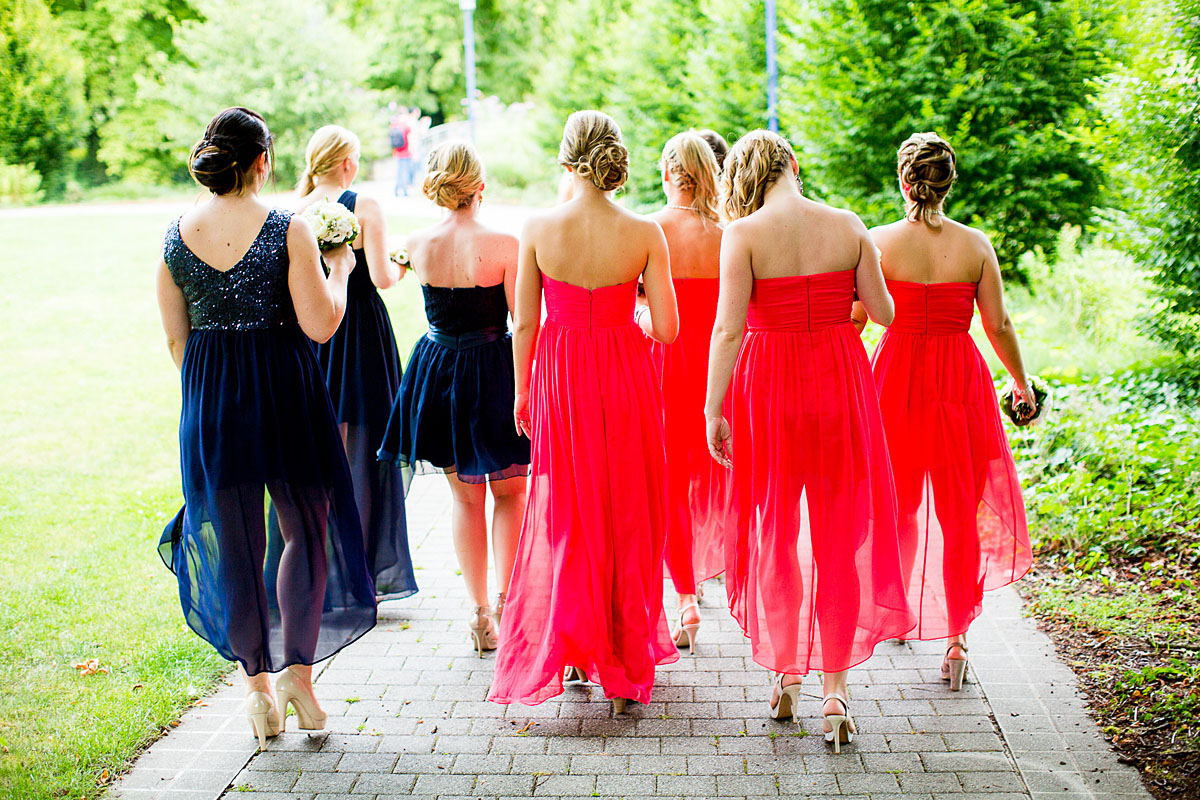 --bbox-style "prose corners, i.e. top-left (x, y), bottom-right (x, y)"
top-left (0, 209), bottom-right (428, 799)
